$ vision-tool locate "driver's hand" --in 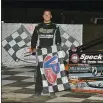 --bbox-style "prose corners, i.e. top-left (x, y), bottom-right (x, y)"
top-left (28, 48), bottom-right (36, 53)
